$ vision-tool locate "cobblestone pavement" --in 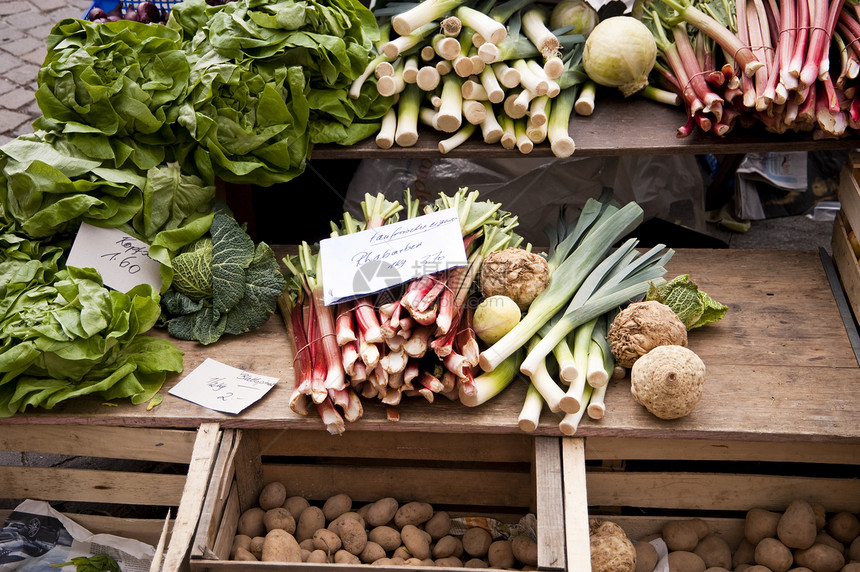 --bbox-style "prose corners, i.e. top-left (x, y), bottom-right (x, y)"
top-left (0, 0), bottom-right (89, 146)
